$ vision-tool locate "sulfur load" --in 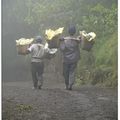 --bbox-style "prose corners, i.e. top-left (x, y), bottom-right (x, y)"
top-left (80, 31), bottom-right (96, 51)
top-left (45, 27), bottom-right (64, 48)
top-left (79, 31), bottom-right (96, 41)
top-left (45, 27), bottom-right (64, 40)
top-left (16, 38), bottom-right (34, 45)
top-left (16, 38), bottom-right (34, 55)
